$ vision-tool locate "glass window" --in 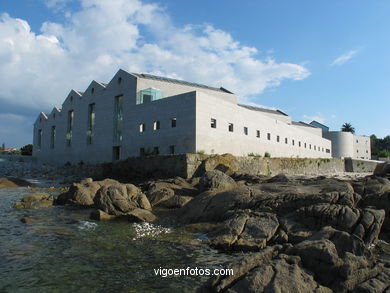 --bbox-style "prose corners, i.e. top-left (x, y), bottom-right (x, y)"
top-left (66, 110), bottom-right (74, 146)
top-left (228, 123), bottom-right (234, 132)
top-left (169, 145), bottom-right (175, 154)
top-left (50, 126), bottom-right (56, 149)
top-left (244, 127), bottom-right (248, 135)
top-left (136, 88), bottom-right (163, 104)
top-left (256, 130), bottom-right (260, 138)
top-left (267, 133), bottom-right (271, 140)
top-left (38, 129), bottom-right (42, 149)
top-left (87, 103), bottom-right (95, 144)
top-left (211, 118), bottom-right (217, 128)
top-left (153, 146), bottom-right (159, 155)
top-left (292, 139), bottom-right (295, 146)
top-left (153, 121), bottom-right (160, 130)
top-left (285, 137), bottom-right (288, 144)
top-left (139, 123), bottom-right (145, 133)
top-left (171, 118), bottom-right (177, 128)
top-left (113, 95), bottom-right (123, 142)
top-left (277, 135), bottom-right (280, 142)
